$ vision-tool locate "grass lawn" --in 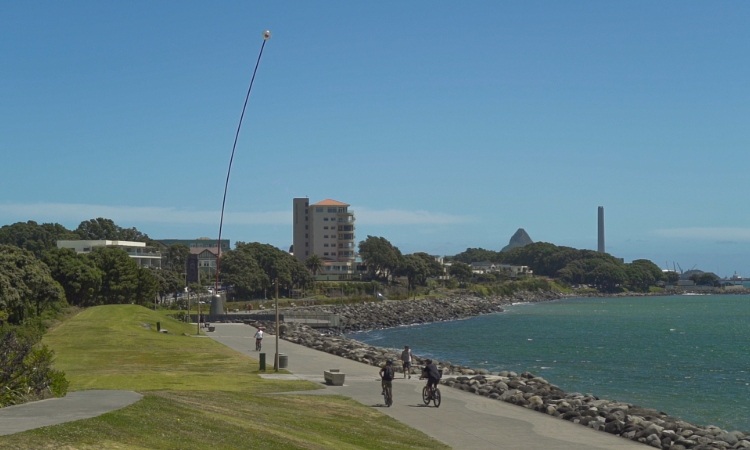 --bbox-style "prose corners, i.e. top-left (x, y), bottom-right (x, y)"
top-left (0, 305), bottom-right (447, 449)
